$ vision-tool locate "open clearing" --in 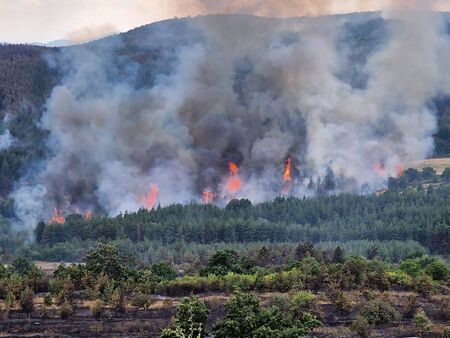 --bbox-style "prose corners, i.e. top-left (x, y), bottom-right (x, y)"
top-left (413, 157), bottom-right (450, 174)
